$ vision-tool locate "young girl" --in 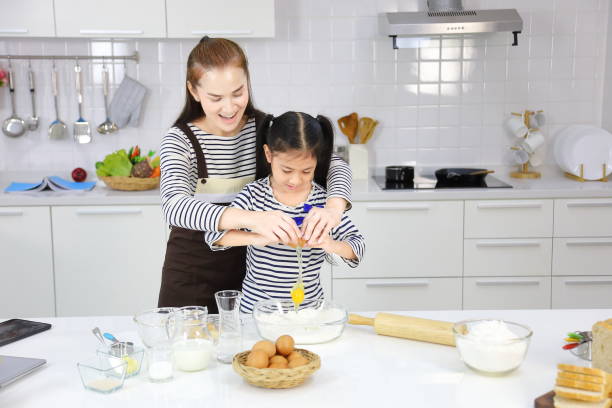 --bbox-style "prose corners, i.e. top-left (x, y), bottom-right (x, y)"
top-left (204, 112), bottom-right (365, 313)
